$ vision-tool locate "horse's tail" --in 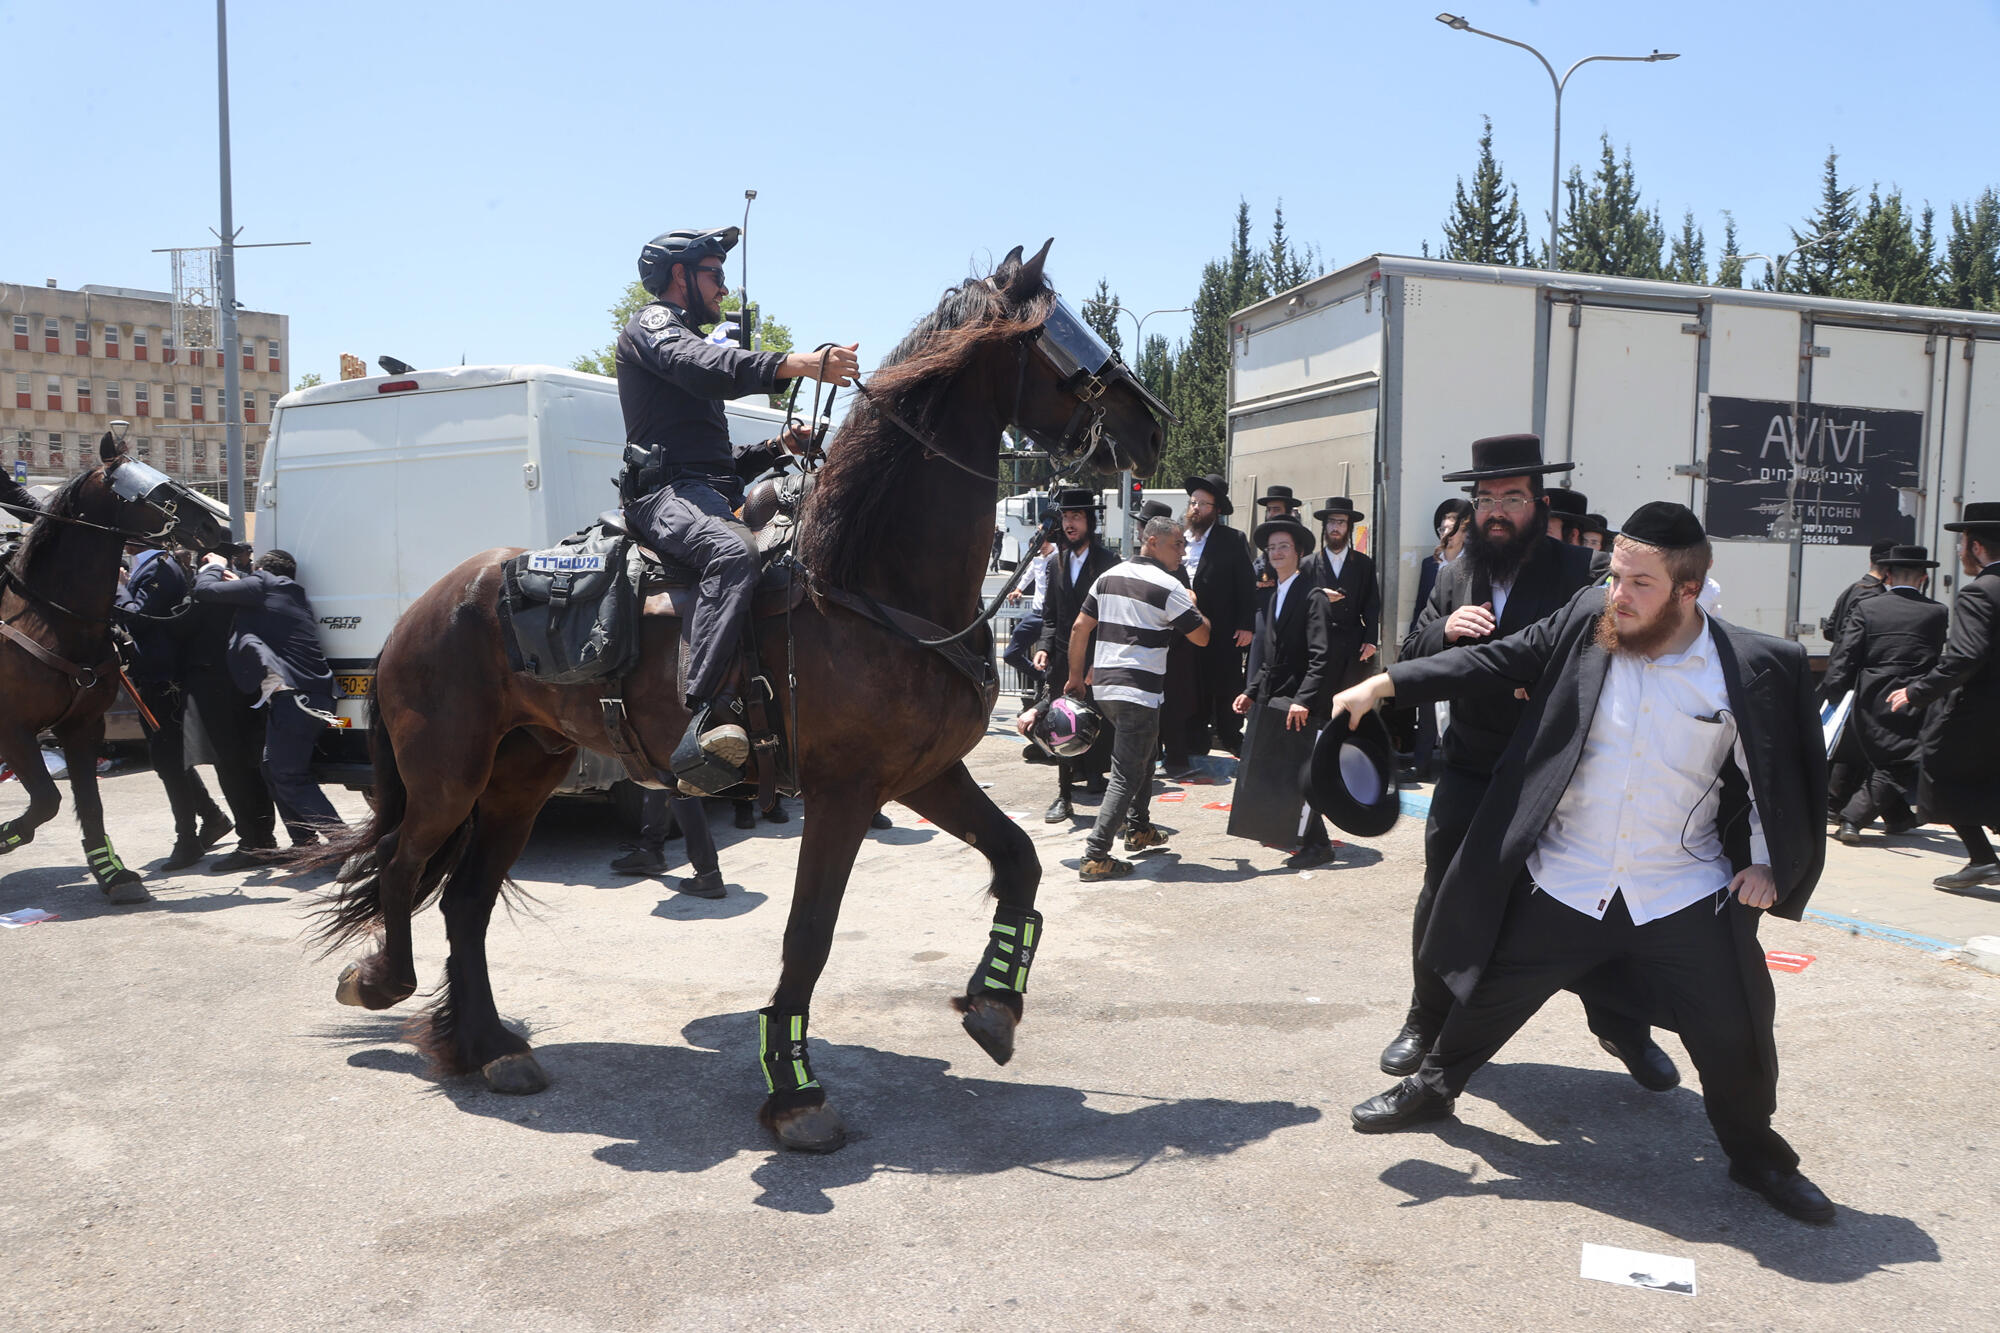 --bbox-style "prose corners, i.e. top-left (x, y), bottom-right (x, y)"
top-left (302, 703), bottom-right (475, 955)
